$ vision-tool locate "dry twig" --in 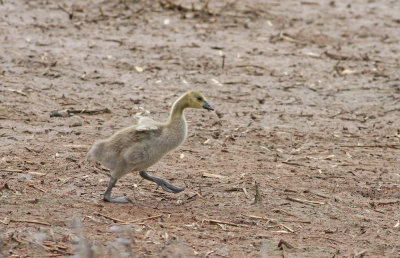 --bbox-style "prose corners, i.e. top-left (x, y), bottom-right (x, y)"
top-left (286, 196), bottom-right (325, 205)
top-left (203, 219), bottom-right (247, 227)
top-left (340, 144), bottom-right (400, 149)
top-left (7, 88), bottom-right (27, 96)
top-left (97, 213), bottom-right (163, 224)
top-left (124, 214), bottom-right (163, 224)
top-left (67, 108), bottom-right (111, 115)
top-left (235, 64), bottom-right (267, 70)
top-left (324, 51), bottom-right (354, 61)
top-left (374, 200), bottom-right (400, 205)
top-left (281, 161), bottom-right (307, 167)
top-left (0, 168), bottom-right (45, 177)
top-left (309, 191), bottom-right (330, 199)
top-left (354, 250), bottom-right (367, 258)
top-left (28, 184), bottom-right (47, 193)
top-left (10, 219), bottom-right (51, 226)
top-left (252, 182), bottom-right (263, 205)
top-left (279, 224), bottom-right (294, 233)
top-left (96, 213), bottom-right (128, 223)
top-left (0, 168), bottom-right (24, 173)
